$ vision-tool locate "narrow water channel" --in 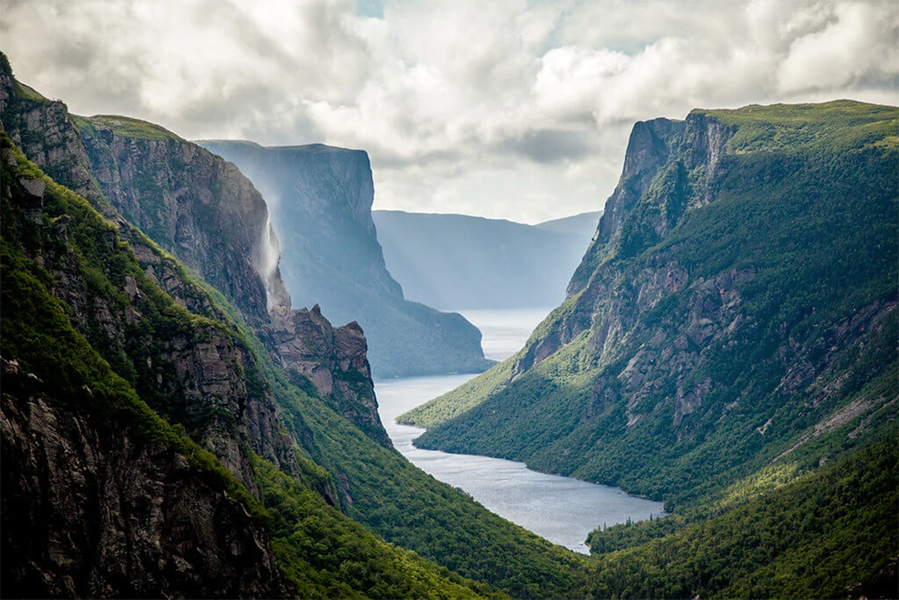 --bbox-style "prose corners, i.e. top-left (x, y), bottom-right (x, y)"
top-left (375, 308), bottom-right (665, 554)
